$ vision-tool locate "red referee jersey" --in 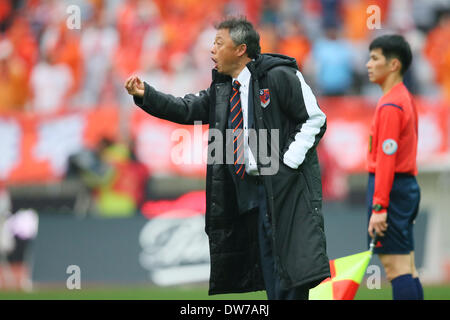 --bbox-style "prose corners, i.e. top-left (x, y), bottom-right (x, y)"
top-left (367, 82), bottom-right (419, 208)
